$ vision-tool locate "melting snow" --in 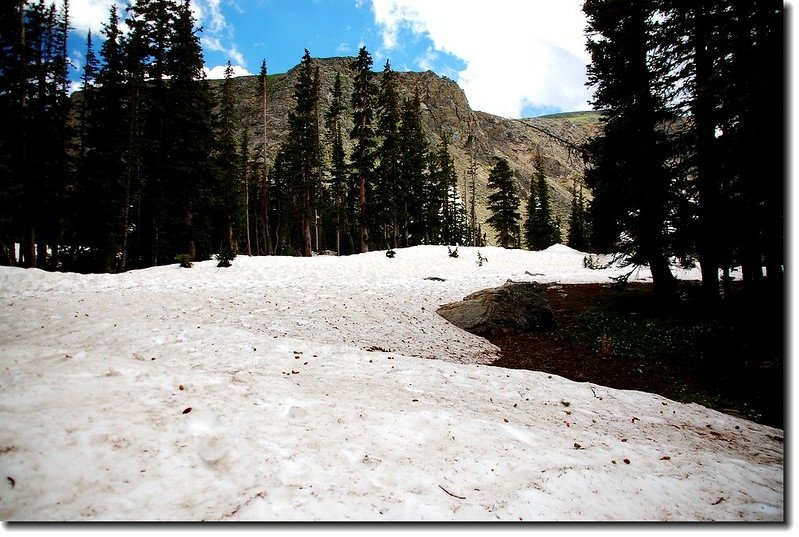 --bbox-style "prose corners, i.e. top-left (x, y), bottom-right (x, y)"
top-left (0, 246), bottom-right (784, 522)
